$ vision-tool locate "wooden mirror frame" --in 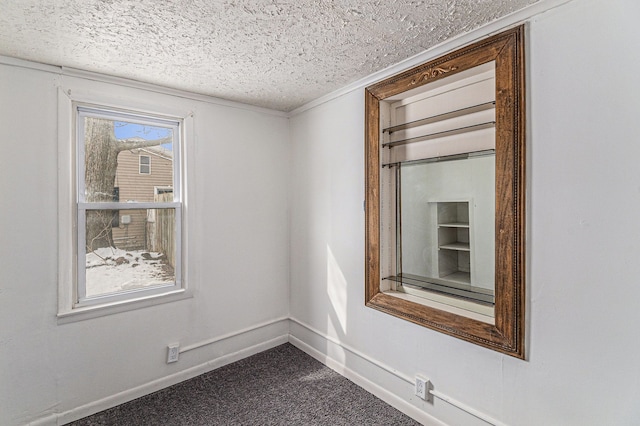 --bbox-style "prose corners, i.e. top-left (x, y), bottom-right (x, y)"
top-left (364, 26), bottom-right (526, 358)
